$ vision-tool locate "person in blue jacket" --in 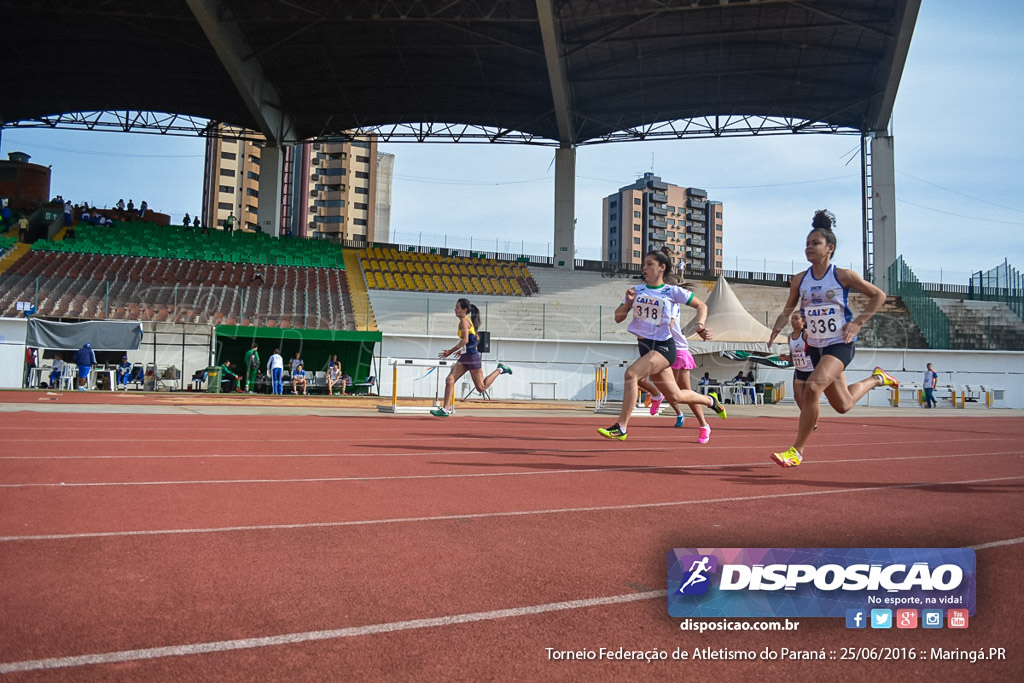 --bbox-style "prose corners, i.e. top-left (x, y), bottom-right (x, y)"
top-left (73, 343), bottom-right (97, 391)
